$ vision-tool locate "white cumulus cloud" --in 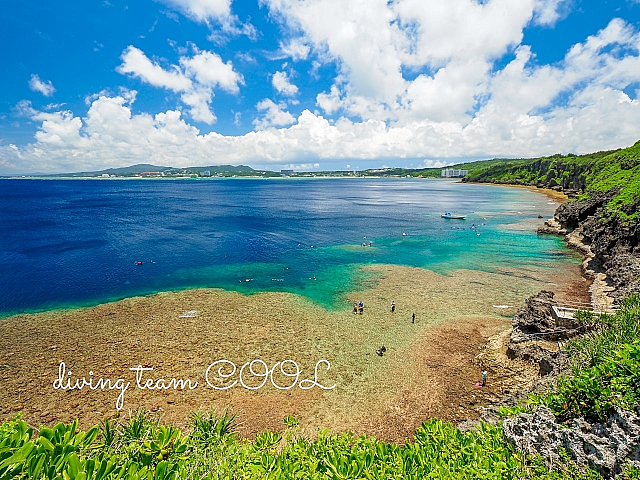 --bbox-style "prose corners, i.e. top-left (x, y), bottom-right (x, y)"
top-left (253, 99), bottom-right (296, 130)
top-left (117, 46), bottom-right (192, 92)
top-left (180, 49), bottom-right (243, 93)
top-left (29, 74), bottom-right (56, 97)
top-left (156, 0), bottom-right (256, 38)
top-left (116, 45), bottom-right (243, 124)
top-left (279, 39), bottom-right (310, 61)
top-left (272, 71), bottom-right (299, 96)
top-left (533, 0), bottom-right (572, 26)
top-left (284, 162), bottom-right (320, 170)
top-left (263, 0), bottom-right (566, 123)
top-left (2, 86), bottom-right (639, 175)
